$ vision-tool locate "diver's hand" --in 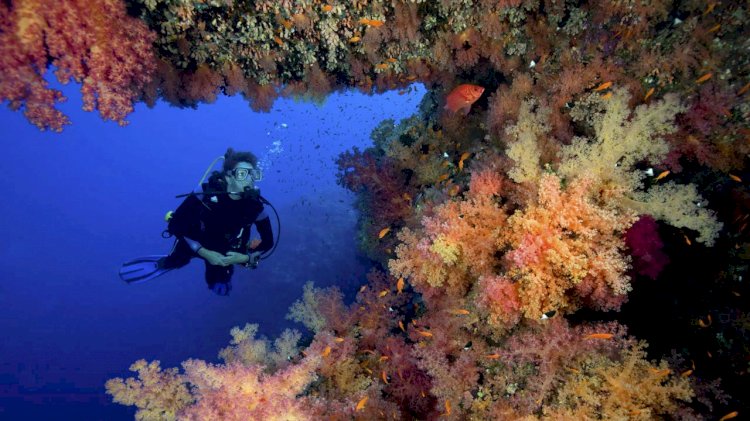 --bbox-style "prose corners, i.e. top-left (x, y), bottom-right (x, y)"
top-left (225, 251), bottom-right (249, 265)
top-left (198, 248), bottom-right (230, 266)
